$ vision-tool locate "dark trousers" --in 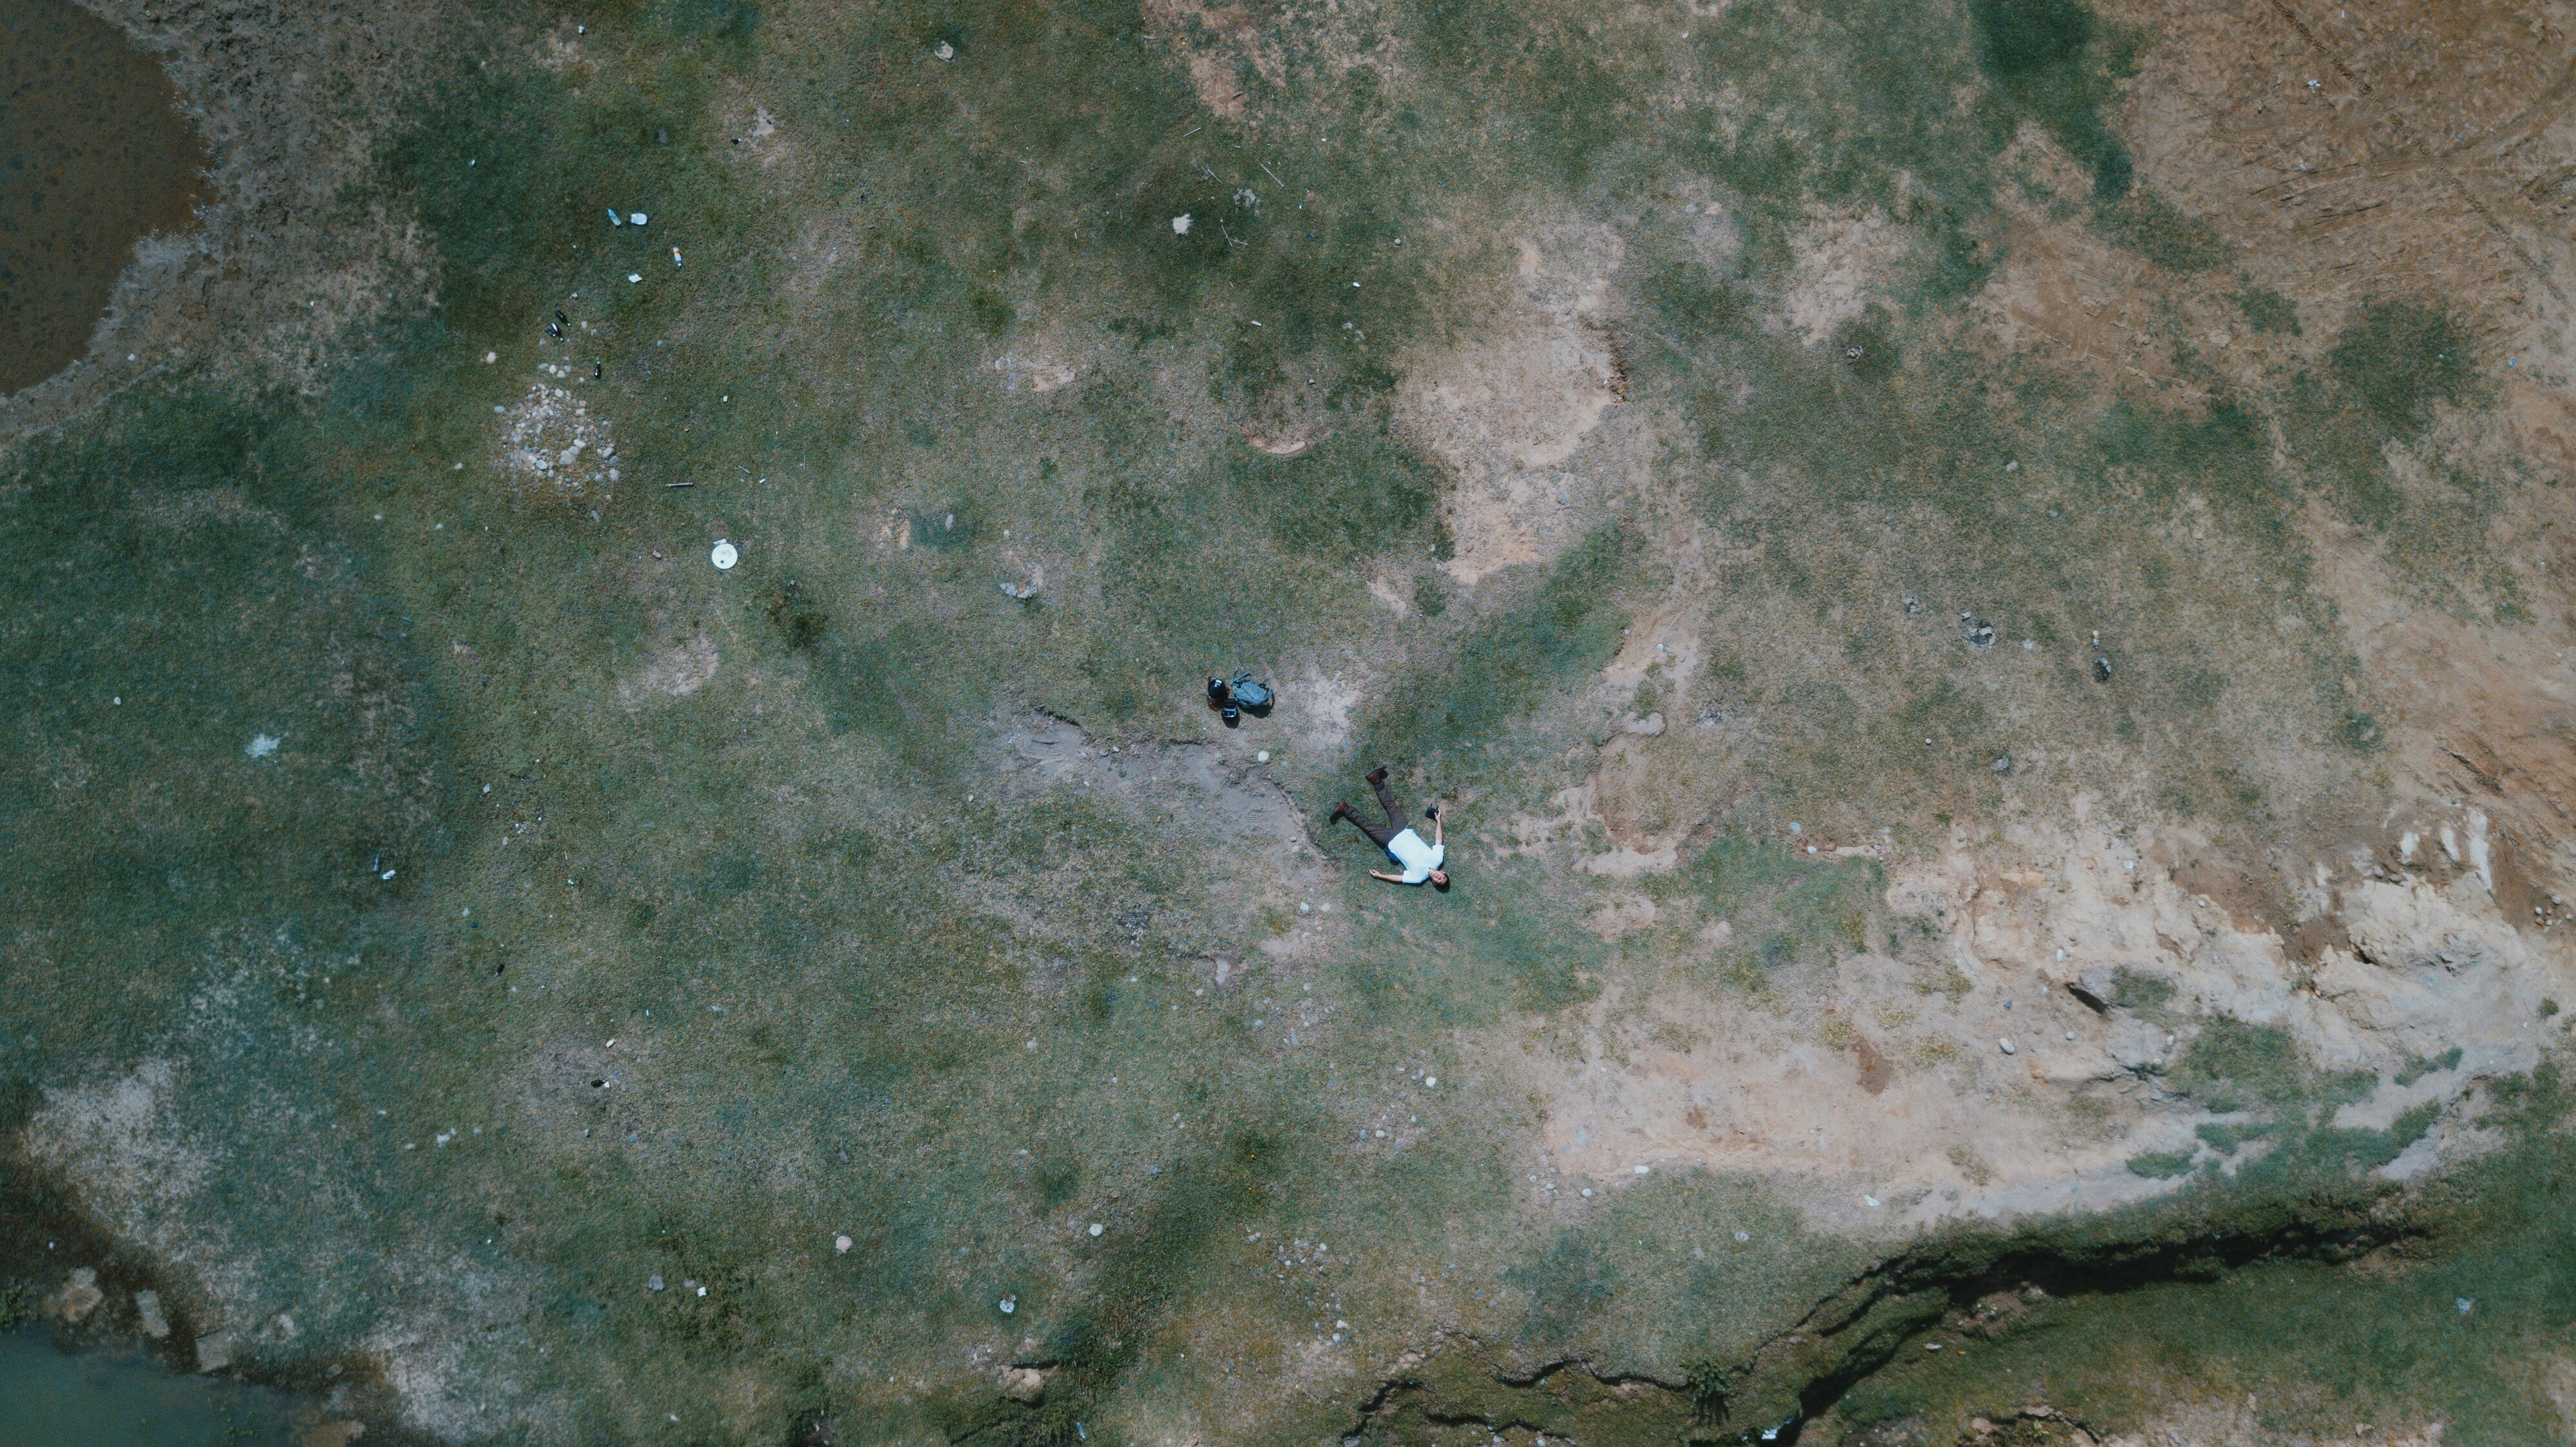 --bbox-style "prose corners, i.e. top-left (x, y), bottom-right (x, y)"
top-left (1338, 778), bottom-right (1409, 849)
